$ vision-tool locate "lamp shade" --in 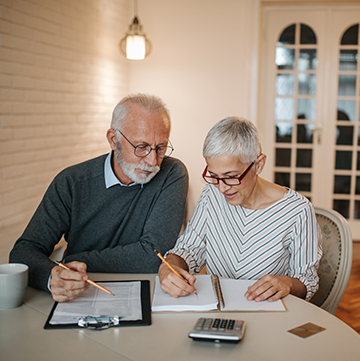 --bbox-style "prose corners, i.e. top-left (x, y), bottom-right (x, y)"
top-left (119, 16), bottom-right (151, 60)
top-left (126, 35), bottom-right (146, 60)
